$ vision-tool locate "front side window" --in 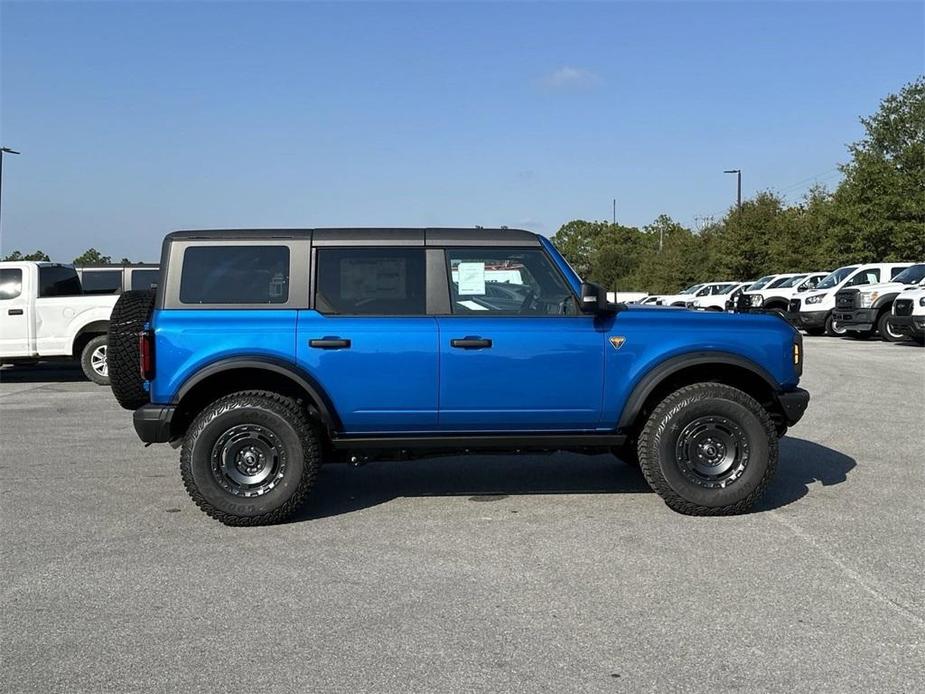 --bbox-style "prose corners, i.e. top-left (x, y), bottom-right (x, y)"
top-left (445, 248), bottom-right (578, 315)
top-left (315, 248), bottom-right (425, 315)
top-left (844, 269), bottom-right (880, 287)
top-left (80, 270), bottom-right (122, 294)
top-left (130, 269), bottom-right (160, 291)
top-left (38, 266), bottom-right (82, 297)
top-left (0, 269), bottom-right (23, 299)
top-left (179, 246), bottom-right (289, 304)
